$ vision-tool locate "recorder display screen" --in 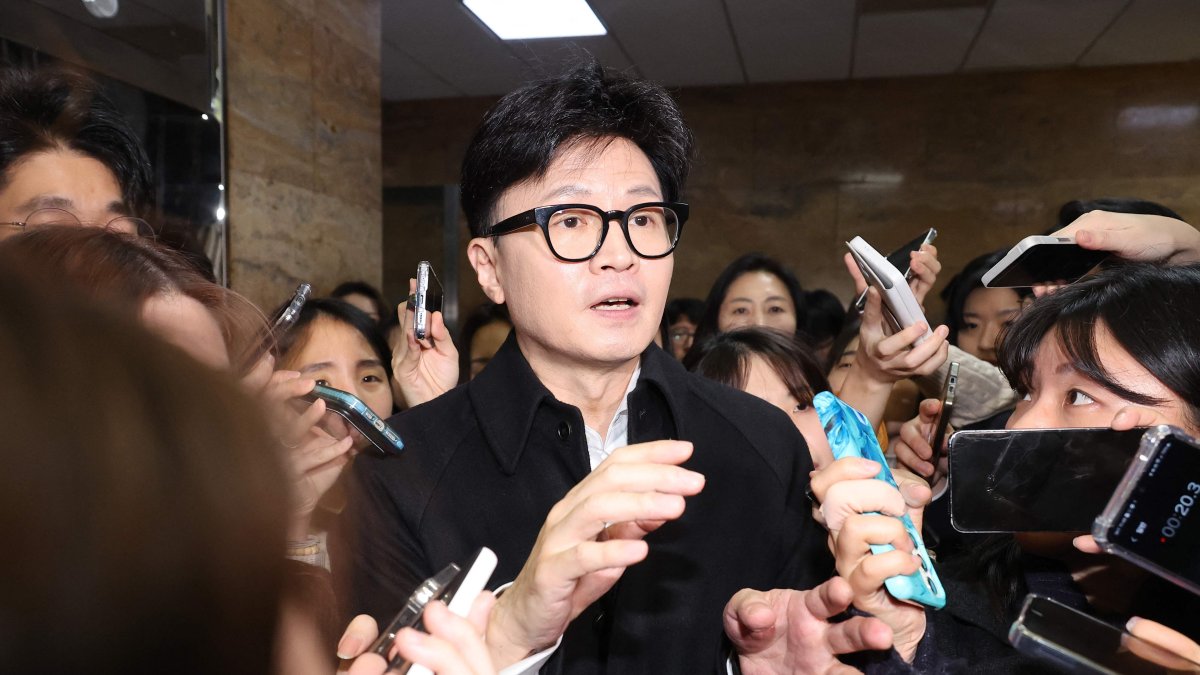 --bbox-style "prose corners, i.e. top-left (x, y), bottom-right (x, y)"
top-left (1107, 436), bottom-right (1200, 588)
